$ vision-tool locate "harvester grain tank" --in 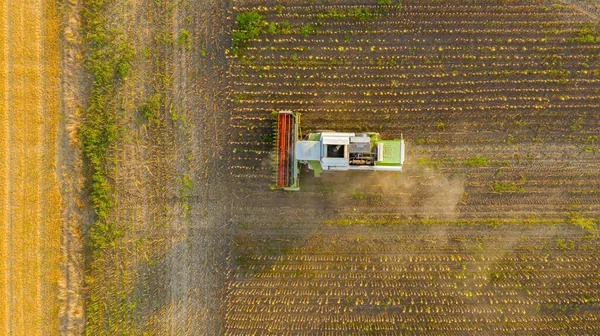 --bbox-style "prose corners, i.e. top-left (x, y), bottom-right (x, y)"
top-left (273, 111), bottom-right (405, 190)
